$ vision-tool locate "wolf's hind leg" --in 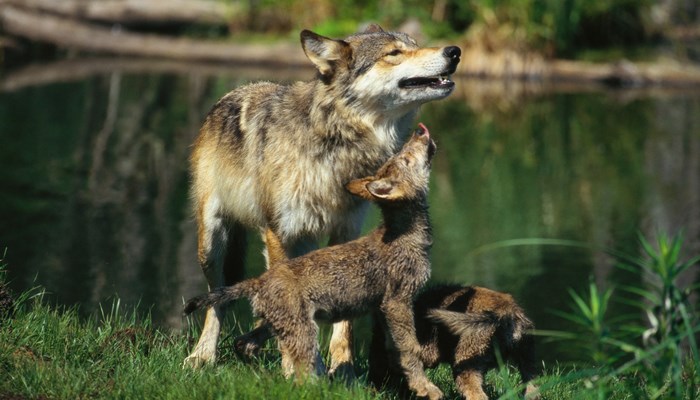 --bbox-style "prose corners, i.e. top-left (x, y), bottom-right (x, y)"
top-left (184, 204), bottom-right (244, 368)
